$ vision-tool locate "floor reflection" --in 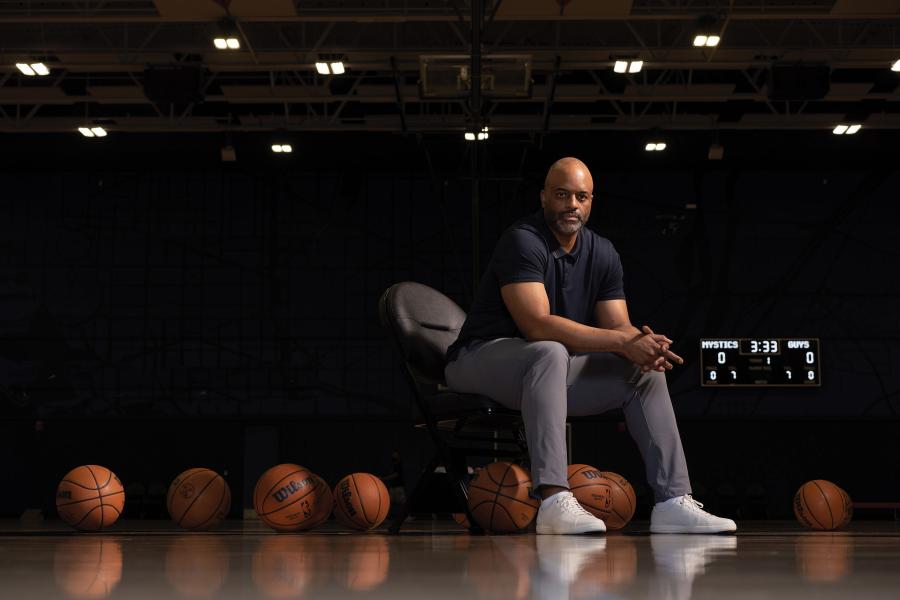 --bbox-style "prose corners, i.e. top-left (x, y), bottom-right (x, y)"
top-left (54, 537), bottom-right (123, 599)
top-left (795, 534), bottom-right (854, 583)
top-left (1, 521), bottom-right (899, 600)
top-left (165, 535), bottom-right (230, 597)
